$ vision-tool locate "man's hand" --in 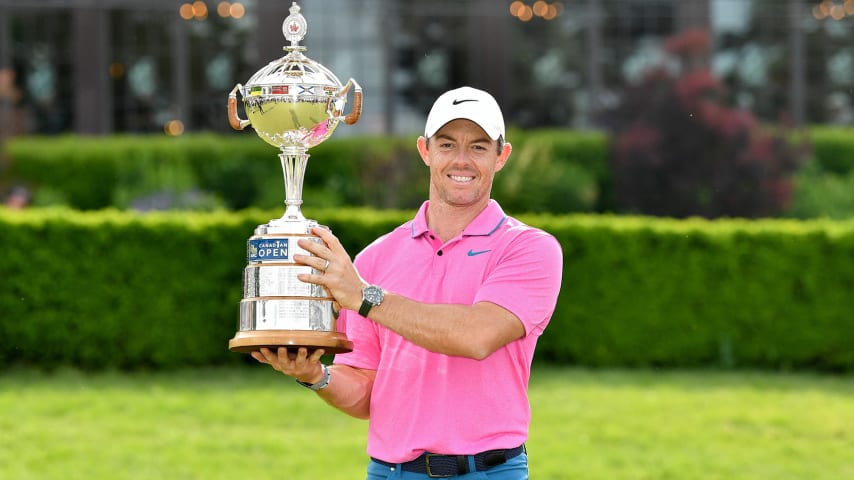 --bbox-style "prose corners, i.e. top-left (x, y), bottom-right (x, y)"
top-left (251, 347), bottom-right (326, 384)
top-left (294, 227), bottom-right (365, 313)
